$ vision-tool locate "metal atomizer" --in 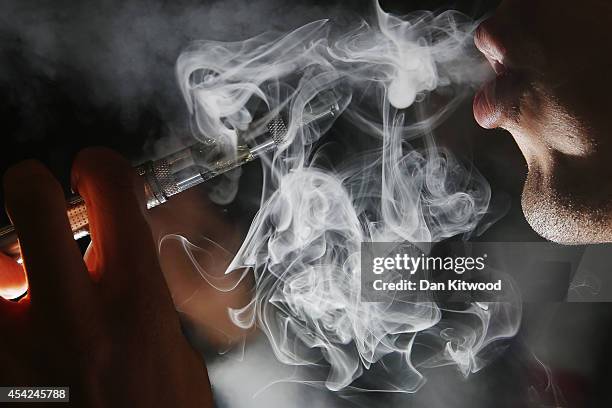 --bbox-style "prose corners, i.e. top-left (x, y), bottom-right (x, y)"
top-left (0, 101), bottom-right (340, 259)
